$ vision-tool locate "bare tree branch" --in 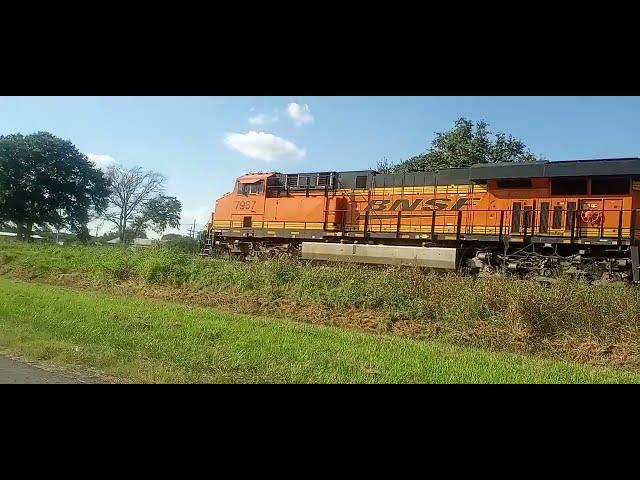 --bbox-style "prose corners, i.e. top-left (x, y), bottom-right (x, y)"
top-left (103, 165), bottom-right (166, 242)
